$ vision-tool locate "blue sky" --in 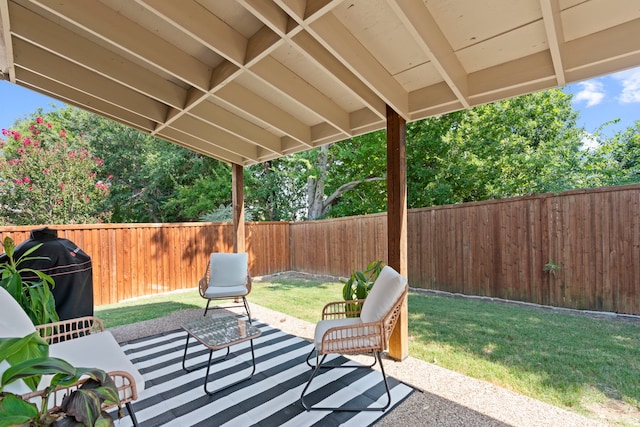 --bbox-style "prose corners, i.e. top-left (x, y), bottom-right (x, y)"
top-left (1, 66), bottom-right (639, 139)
